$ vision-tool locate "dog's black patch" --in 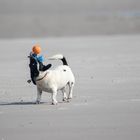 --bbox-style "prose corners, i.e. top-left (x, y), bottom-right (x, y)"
top-left (61, 57), bottom-right (68, 65)
top-left (29, 56), bottom-right (39, 85)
